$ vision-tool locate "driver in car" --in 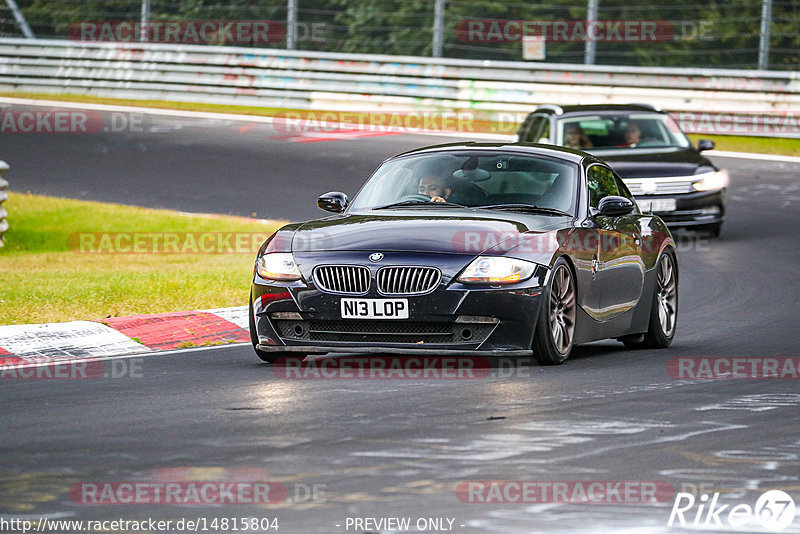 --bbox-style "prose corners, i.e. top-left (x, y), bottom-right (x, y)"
top-left (618, 122), bottom-right (643, 147)
top-left (418, 174), bottom-right (453, 203)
